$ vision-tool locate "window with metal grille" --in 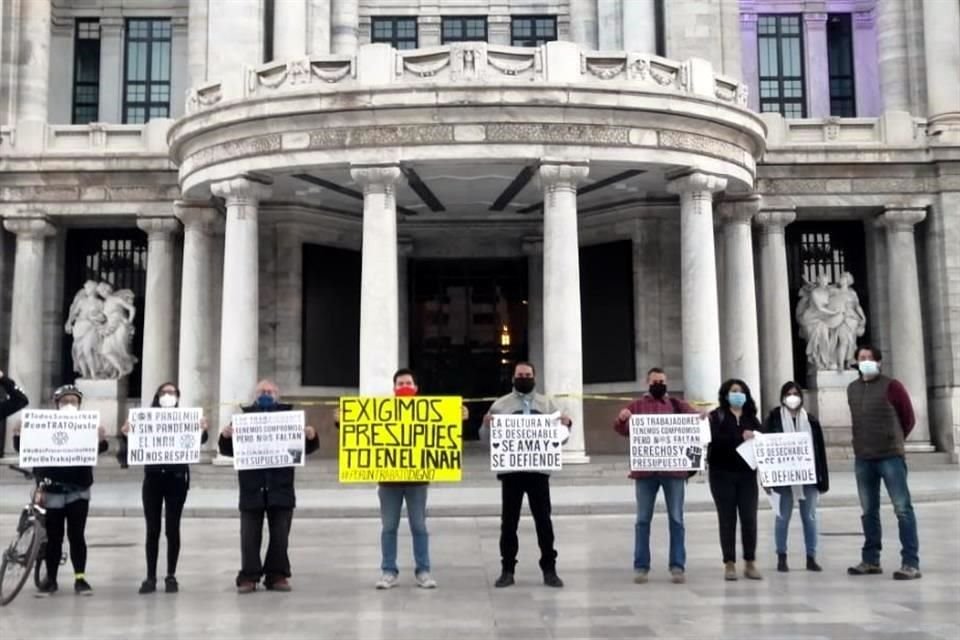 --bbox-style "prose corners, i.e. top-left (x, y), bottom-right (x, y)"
top-left (72, 19), bottom-right (101, 124)
top-left (122, 18), bottom-right (171, 124)
top-left (511, 16), bottom-right (557, 47)
top-left (371, 17), bottom-right (418, 49)
top-left (827, 13), bottom-right (856, 117)
top-left (441, 17), bottom-right (488, 43)
top-left (785, 222), bottom-right (871, 386)
top-left (757, 14), bottom-right (806, 118)
top-left (61, 230), bottom-right (148, 394)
